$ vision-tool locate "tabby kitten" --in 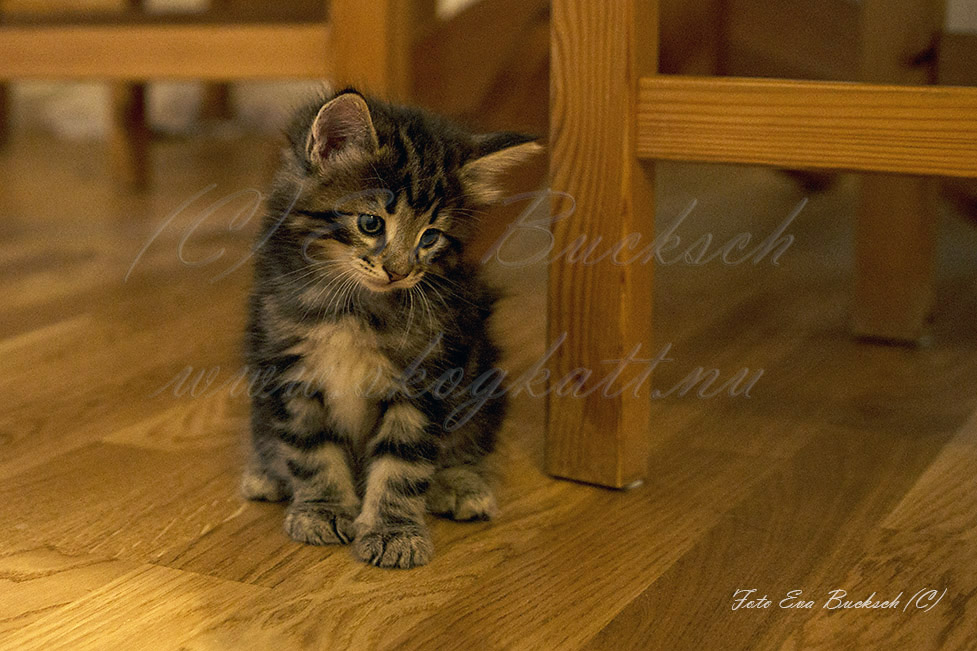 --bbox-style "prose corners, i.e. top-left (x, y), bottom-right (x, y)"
top-left (241, 89), bottom-right (540, 568)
